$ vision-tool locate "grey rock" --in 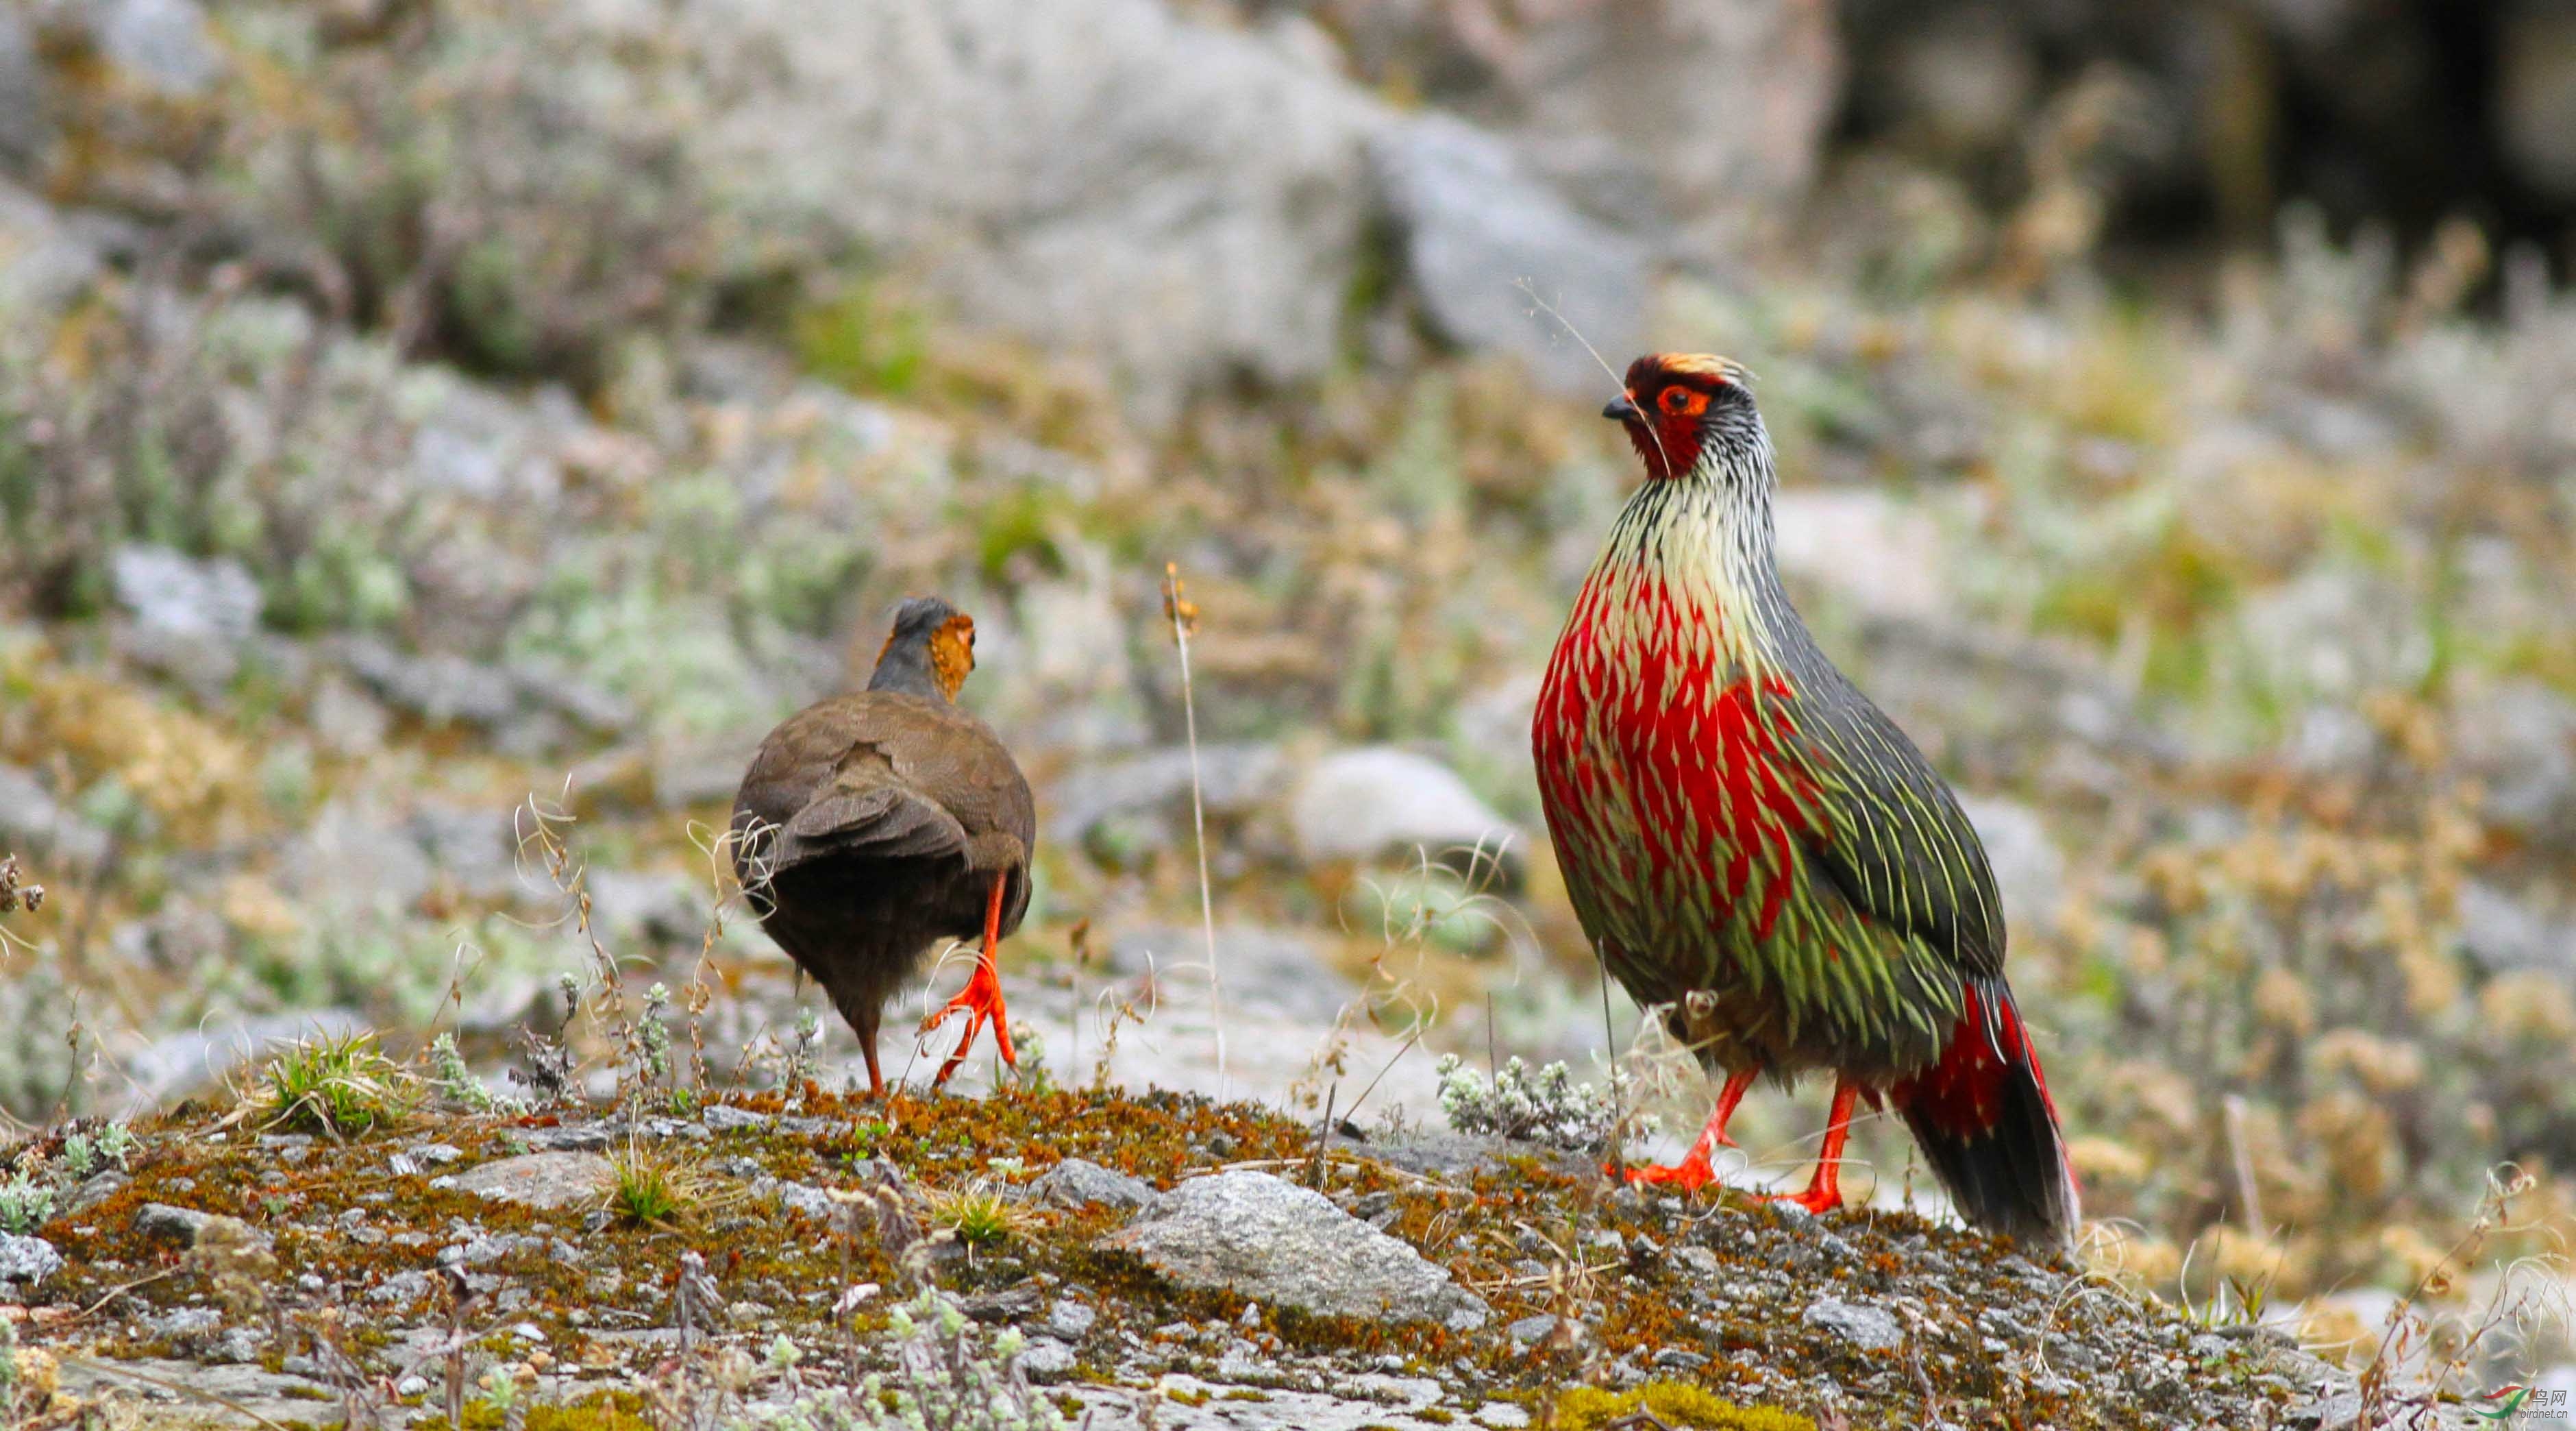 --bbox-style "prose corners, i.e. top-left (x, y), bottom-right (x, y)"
top-left (58, 1357), bottom-right (341, 1429)
top-left (410, 802), bottom-right (520, 899)
top-left (1368, 114), bottom-right (1647, 395)
top-left (95, 0), bottom-right (224, 95)
top-left (0, 1233), bottom-right (61, 1288)
top-left (520, 1121), bottom-right (615, 1153)
top-left (505, 656), bottom-right (638, 735)
top-left (651, 730), bottom-right (770, 811)
top-left (1032, 1157), bottom-right (1155, 1212)
top-left (1105, 924), bottom-right (1357, 1025)
top-left (691, 0), bottom-right (1391, 420)
top-left (1290, 746), bottom-right (1522, 872)
top-left (2457, 881), bottom-right (2574, 975)
top-left (1018, 1338), bottom-right (1076, 1379)
top-left (1505, 1312), bottom-right (1558, 1349)
top-left (444, 1151), bottom-right (615, 1210)
top-left (147, 1306), bottom-right (223, 1341)
top-left (111, 544), bottom-right (262, 645)
top-left (586, 868), bottom-right (707, 945)
top-left (2283, 702), bottom-right (2380, 775)
top-left (337, 636), bottom-right (519, 728)
top-left (701, 1103), bottom-right (775, 1133)
top-left (0, 762), bottom-right (112, 869)
top-left (1481, 0), bottom-right (1836, 241)
top-left (134, 1202), bottom-right (215, 1244)
top-left (0, 183), bottom-right (105, 319)
top-left (1046, 1298), bottom-right (1098, 1340)
top-left (284, 799), bottom-right (434, 914)
top-left (208, 1328), bottom-right (266, 1364)
top-left (308, 674), bottom-right (391, 757)
top-left (63, 1169), bottom-right (131, 1216)
top-left (1329, 1130), bottom-right (1589, 1182)
top-left (1043, 743), bottom-right (1291, 848)
top-left (1958, 796), bottom-right (2064, 933)
top-left (1804, 1296), bottom-right (1904, 1352)
top-left (2458, 683), bottom-right (2576, 846)
top-left (1102, 1169), bottom-right (1488, 1330)
top-left (754, 1177), bottom-right (837, 1222)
